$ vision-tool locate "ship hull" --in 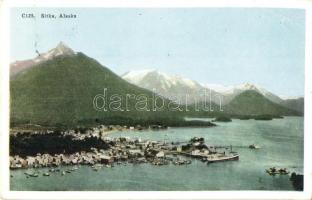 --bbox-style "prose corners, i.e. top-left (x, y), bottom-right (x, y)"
top-left (207, 154), bottom-right (239, 164)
